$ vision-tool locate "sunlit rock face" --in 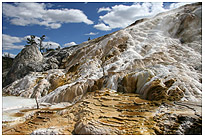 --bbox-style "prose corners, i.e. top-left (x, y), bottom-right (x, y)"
top-left (2, 3), bottom-right (202, 135)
